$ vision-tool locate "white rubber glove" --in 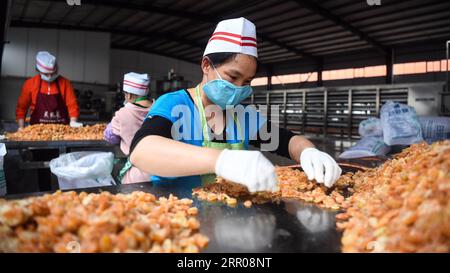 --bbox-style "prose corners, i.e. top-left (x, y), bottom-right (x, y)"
top-left (69, 121), bottom-right (83, 128)
top-left (215, 149), bottom-right (279, 193)
top-left (300, 148), bottom-right (342, 188)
